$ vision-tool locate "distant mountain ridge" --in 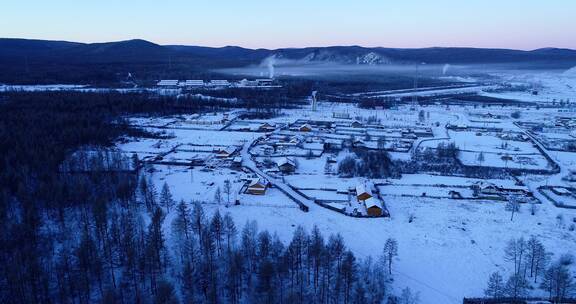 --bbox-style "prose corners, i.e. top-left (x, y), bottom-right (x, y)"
top-left (1, 38), bottom-right (576, 84)
top-left (2, 38), bottom-right (576, 66)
